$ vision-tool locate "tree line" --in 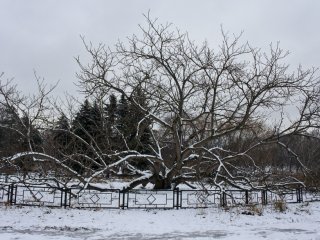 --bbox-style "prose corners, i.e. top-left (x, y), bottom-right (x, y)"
top-left (0, 91), bottom-right (153, 175)
top-left (1, 91), bottom-right (319, 187)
